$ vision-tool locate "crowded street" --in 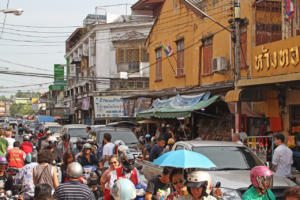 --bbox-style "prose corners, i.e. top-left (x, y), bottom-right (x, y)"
top-left (0, 0), bottom-right (300, 199)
